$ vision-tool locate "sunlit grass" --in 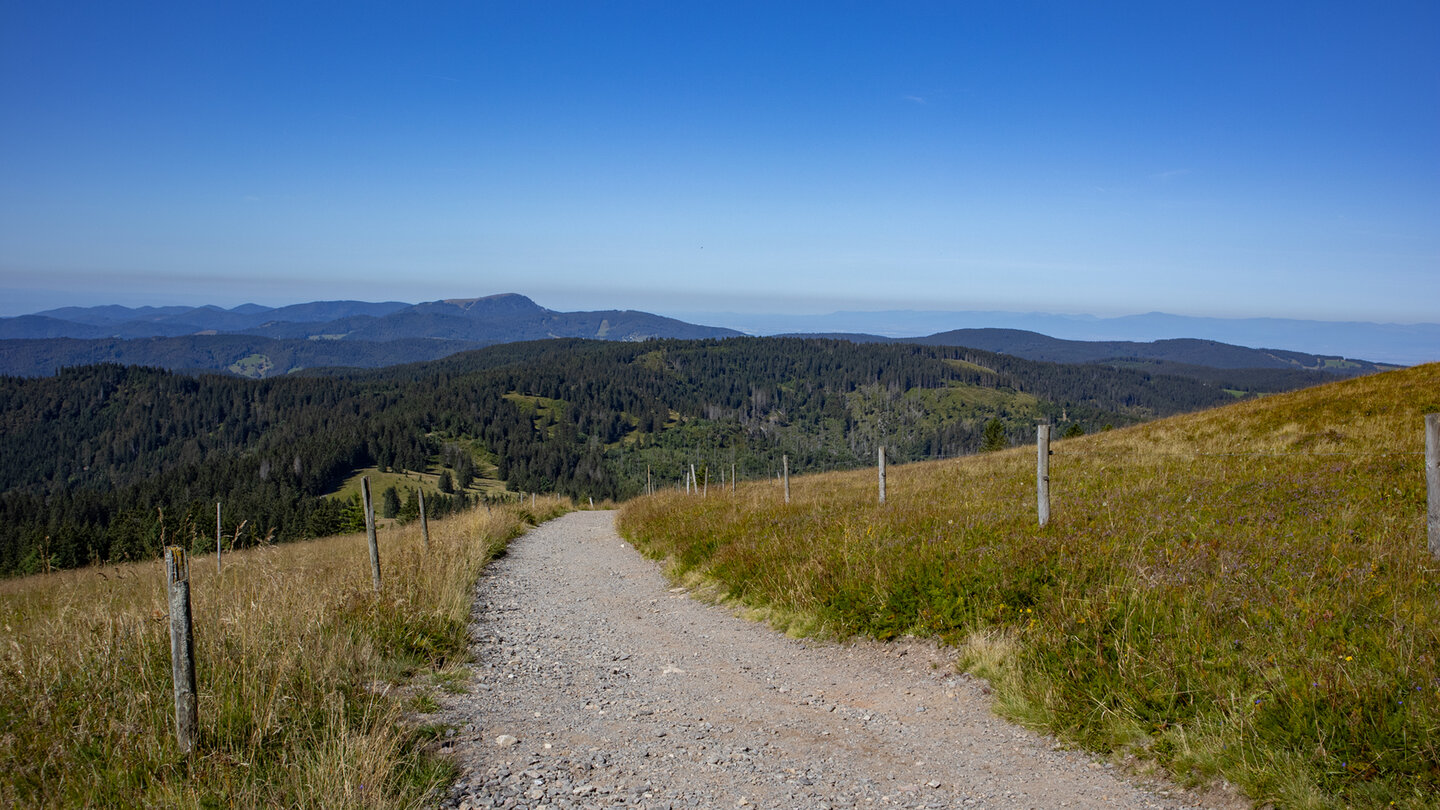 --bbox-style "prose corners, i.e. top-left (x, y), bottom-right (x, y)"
top-left (0, 497), bottom-right (568, 808)
top-left (619, 364), bottom-right (1440, 808)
